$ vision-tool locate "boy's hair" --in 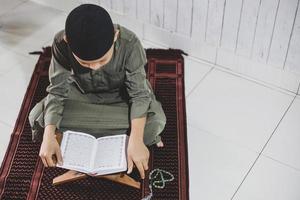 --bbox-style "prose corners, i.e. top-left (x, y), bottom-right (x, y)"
top-left (65, 4), bottom-right (115, 61)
